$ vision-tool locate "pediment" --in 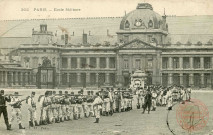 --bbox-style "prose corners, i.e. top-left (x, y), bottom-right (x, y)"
top-left (119, 39), bottom-right (158, 49)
